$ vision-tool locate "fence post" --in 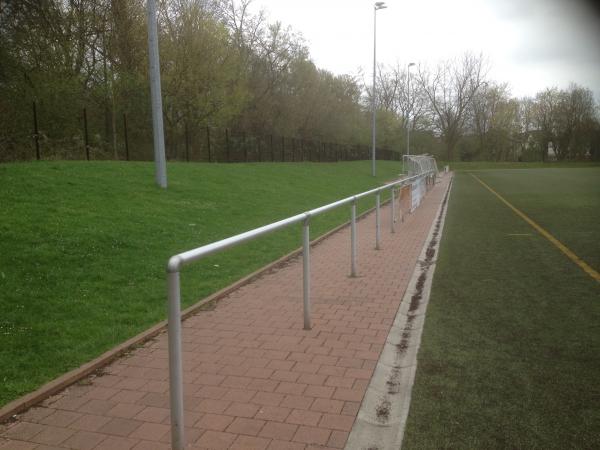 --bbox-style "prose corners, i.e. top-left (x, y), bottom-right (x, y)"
top-left (123, 113), bottom-right (129, 161)
top-left (303, 216), bottom-right (312, 330)
top-left (351, 198), bottom-right (357, 277)
top-left (271, 135), bottom-right (274, 162)
top-left (375, 193), bottom-right (381, 250)
top-left (225, 128), bottom-right (230, 162)
top-left (206, 127), bottom-right (211, 162)
top-left (258, 137), bottom-right (262, 162)
top-left (32, 101), bottom-right (40, 160)
top-left (184, 122), bottom-right (190, 162)
top-left (83, 107), bottom-right (90, 161)
top-left (281, 136), bottom-right (285, 162)
top-left (242, 131), bottom-right (247, 162)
